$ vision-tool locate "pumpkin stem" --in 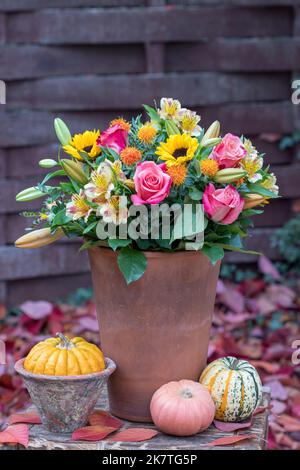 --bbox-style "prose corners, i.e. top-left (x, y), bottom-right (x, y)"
top-left (231, 357), bottom-right (240, 370)
top-left (56, 333), bottom-right (74, 350)
top-left (181, 388), bottom-right (193, 399)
